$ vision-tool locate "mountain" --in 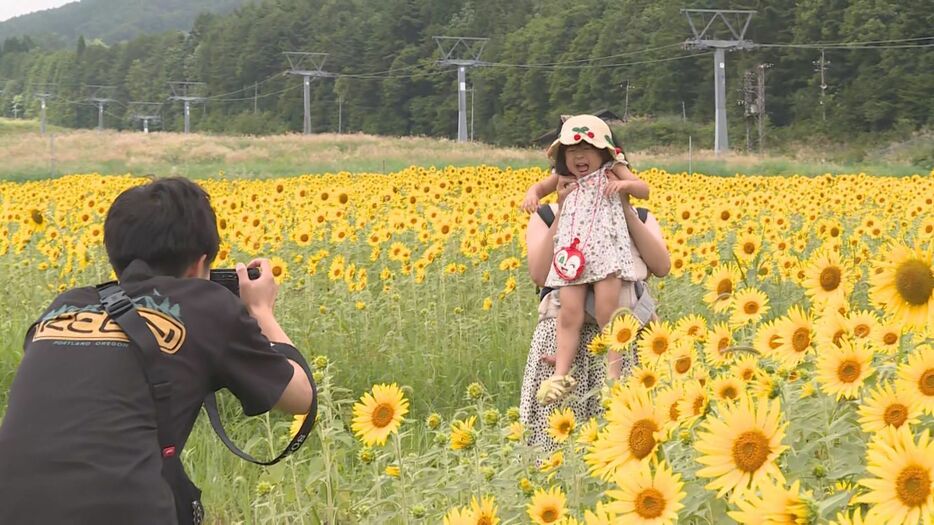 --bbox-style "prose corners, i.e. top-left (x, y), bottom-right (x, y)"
top-left (0, 0), bottom-right (253, 46)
